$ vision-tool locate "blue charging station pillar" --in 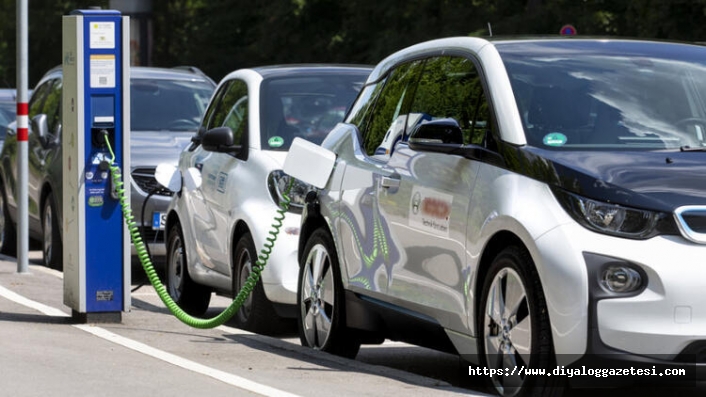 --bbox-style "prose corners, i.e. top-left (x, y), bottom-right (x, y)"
top-left (62, 10), bottom-right (131, 323)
